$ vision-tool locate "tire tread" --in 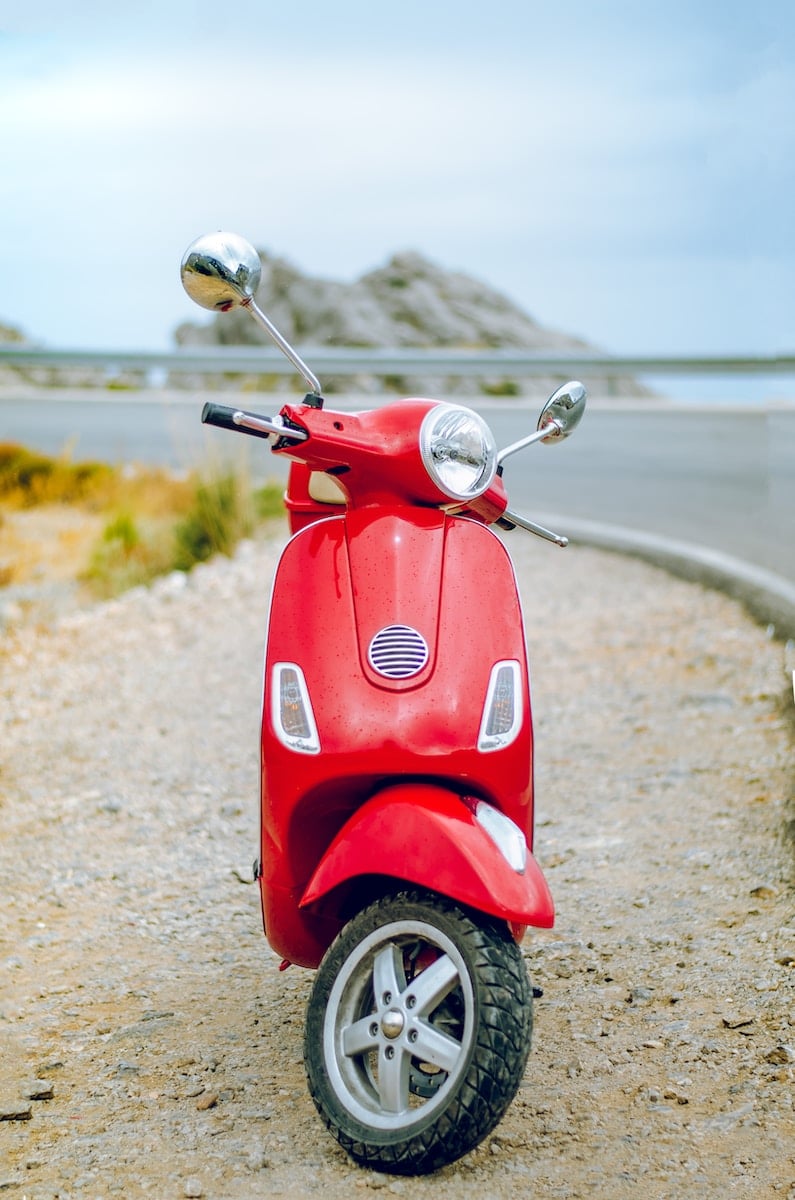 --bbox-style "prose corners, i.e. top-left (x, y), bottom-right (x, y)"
top-left (304, 888), bottom-right (533, 1175)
